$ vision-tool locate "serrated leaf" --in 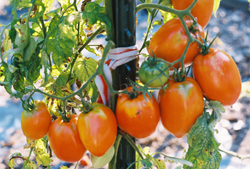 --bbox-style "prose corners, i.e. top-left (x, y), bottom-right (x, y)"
top-left (82, 2), bottom-right (111, 32)
top-left (184, 114), bottom-right (222, 169)
top-left (23, 37), bottom-right (37, 61)
top-left (47, 23), bottom-right (77, 66)
top-left (208, 101), bottom-right (225, 114)
top-left (3, 29), bottom-right (12, 52)
top-left (34, 139), bottom-right (51, 166)
top-left (14, 23), bottom-right (30, 51)
top-left (213, 0), bottom-right (221, 17)
top-left (208, 101), bottom-right (225, 131)
top-left (73, 57), bottom-right (98, 82)
top-left (91, 145), bottom-right (114, 168)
